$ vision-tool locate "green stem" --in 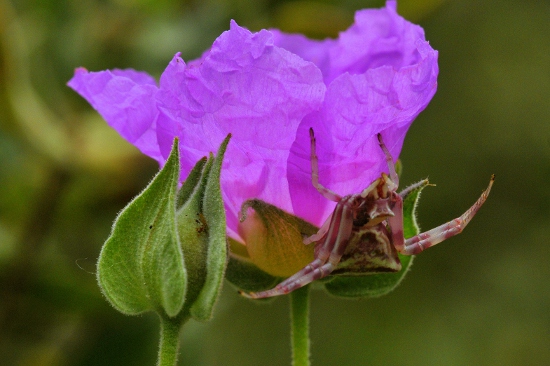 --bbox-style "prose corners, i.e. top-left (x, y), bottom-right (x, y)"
top-left (290, 285), bottom-right (311, 366)
top-left (157, 316), bottom-right (182, 366)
